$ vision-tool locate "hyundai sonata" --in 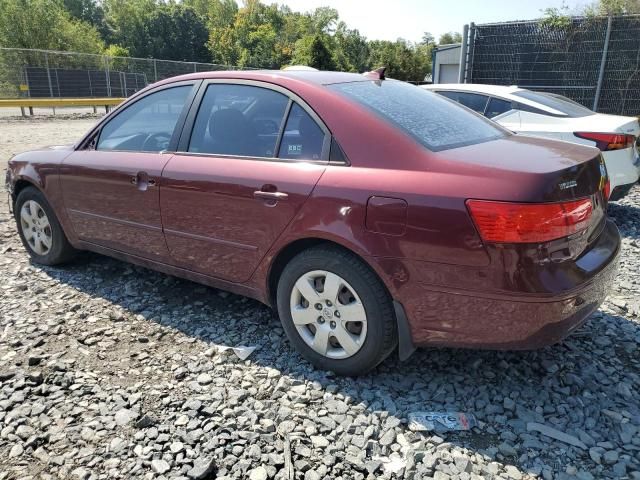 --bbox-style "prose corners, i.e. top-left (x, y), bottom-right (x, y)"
top-left (6, 69), bottom-right (620, 375)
